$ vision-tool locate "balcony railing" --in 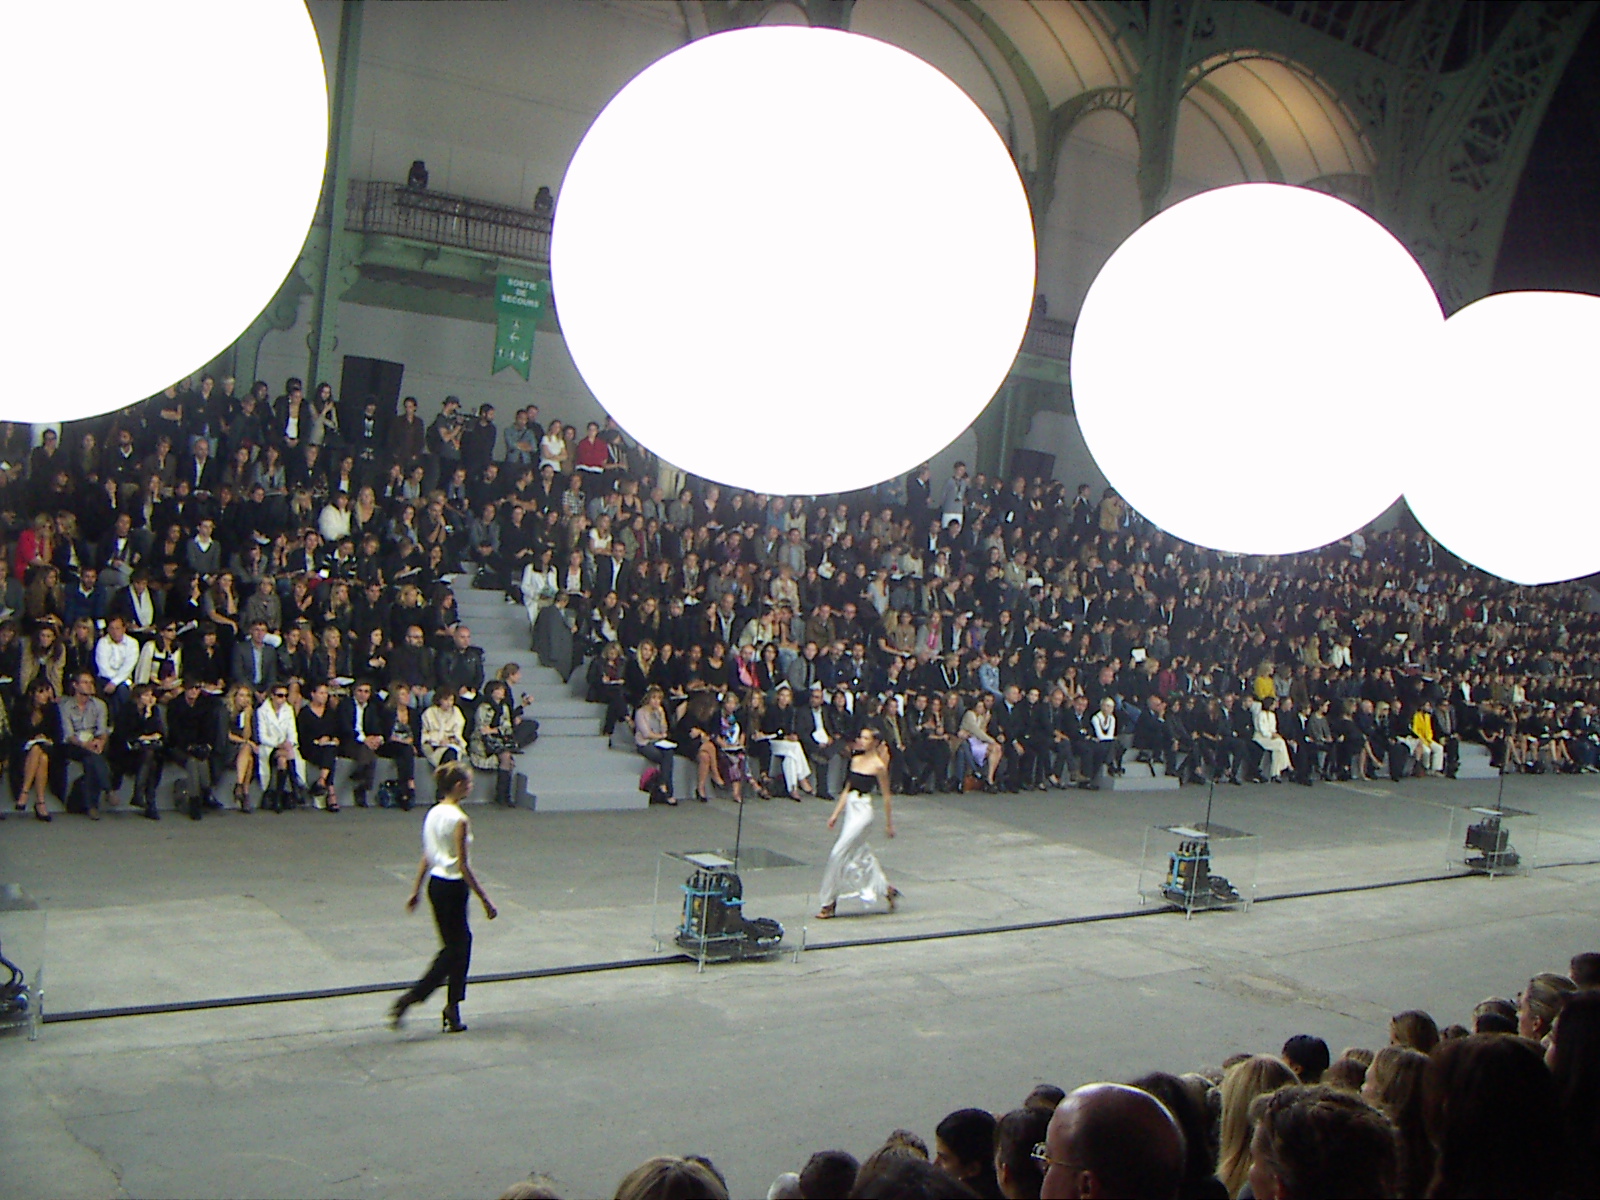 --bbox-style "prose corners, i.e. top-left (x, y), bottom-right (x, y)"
top-left (346, 180), bottom-right (552, 264)
top-left (1020, 315), bottom-right (1072, 361)
top-left (344, 178), bottom-right (1073, 363)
